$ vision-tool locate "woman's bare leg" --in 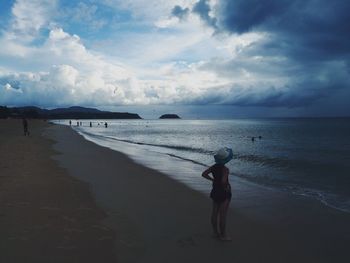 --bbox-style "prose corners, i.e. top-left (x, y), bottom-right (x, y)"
top-left (219, 198), bottom-right (231, 240)
top-left (211, 202), bottom-right (220, 237)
